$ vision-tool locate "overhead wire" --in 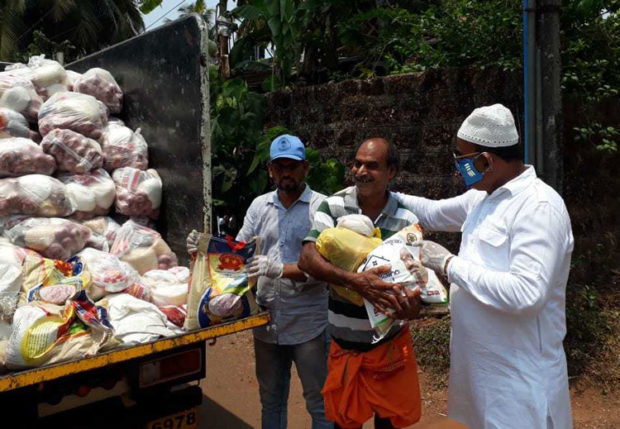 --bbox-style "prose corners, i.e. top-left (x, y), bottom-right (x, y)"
top-left (144, 0), bottom-right (186, 30)
top-left (16, 8), bottom-right (54, 42)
